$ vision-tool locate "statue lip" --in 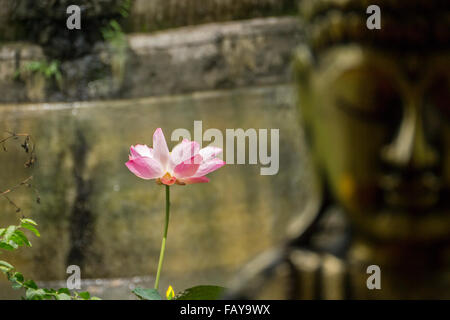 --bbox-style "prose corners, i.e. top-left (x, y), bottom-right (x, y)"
top-left (378, 172), bottom-right (442, 210)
